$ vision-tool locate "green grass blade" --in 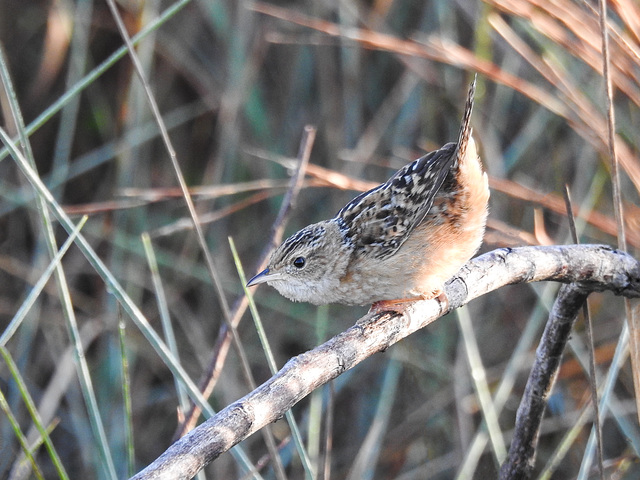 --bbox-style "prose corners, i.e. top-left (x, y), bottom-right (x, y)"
top-left (118, 310), bottom-right (136, 478)
top-left (229, 236), bottom-right (315, 479)
top-left (141, 232), bottom-right (190, 411)
top-left (0, 43), bottom-right (118, 478)
top-left (0, 126), bottom-right (262, 476)
top-left (0, 387), bottom-right (45, 480)
top-left (346, 358), bottom-right (402, 480)
top-left (1, 347), bottom-right (69, 480)
top-left (0, 216), bottom-right (87, 347)
top-left (457, 305), bottom-right (507, 463)
top-left (0, 0), bottom-right (193, 164)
